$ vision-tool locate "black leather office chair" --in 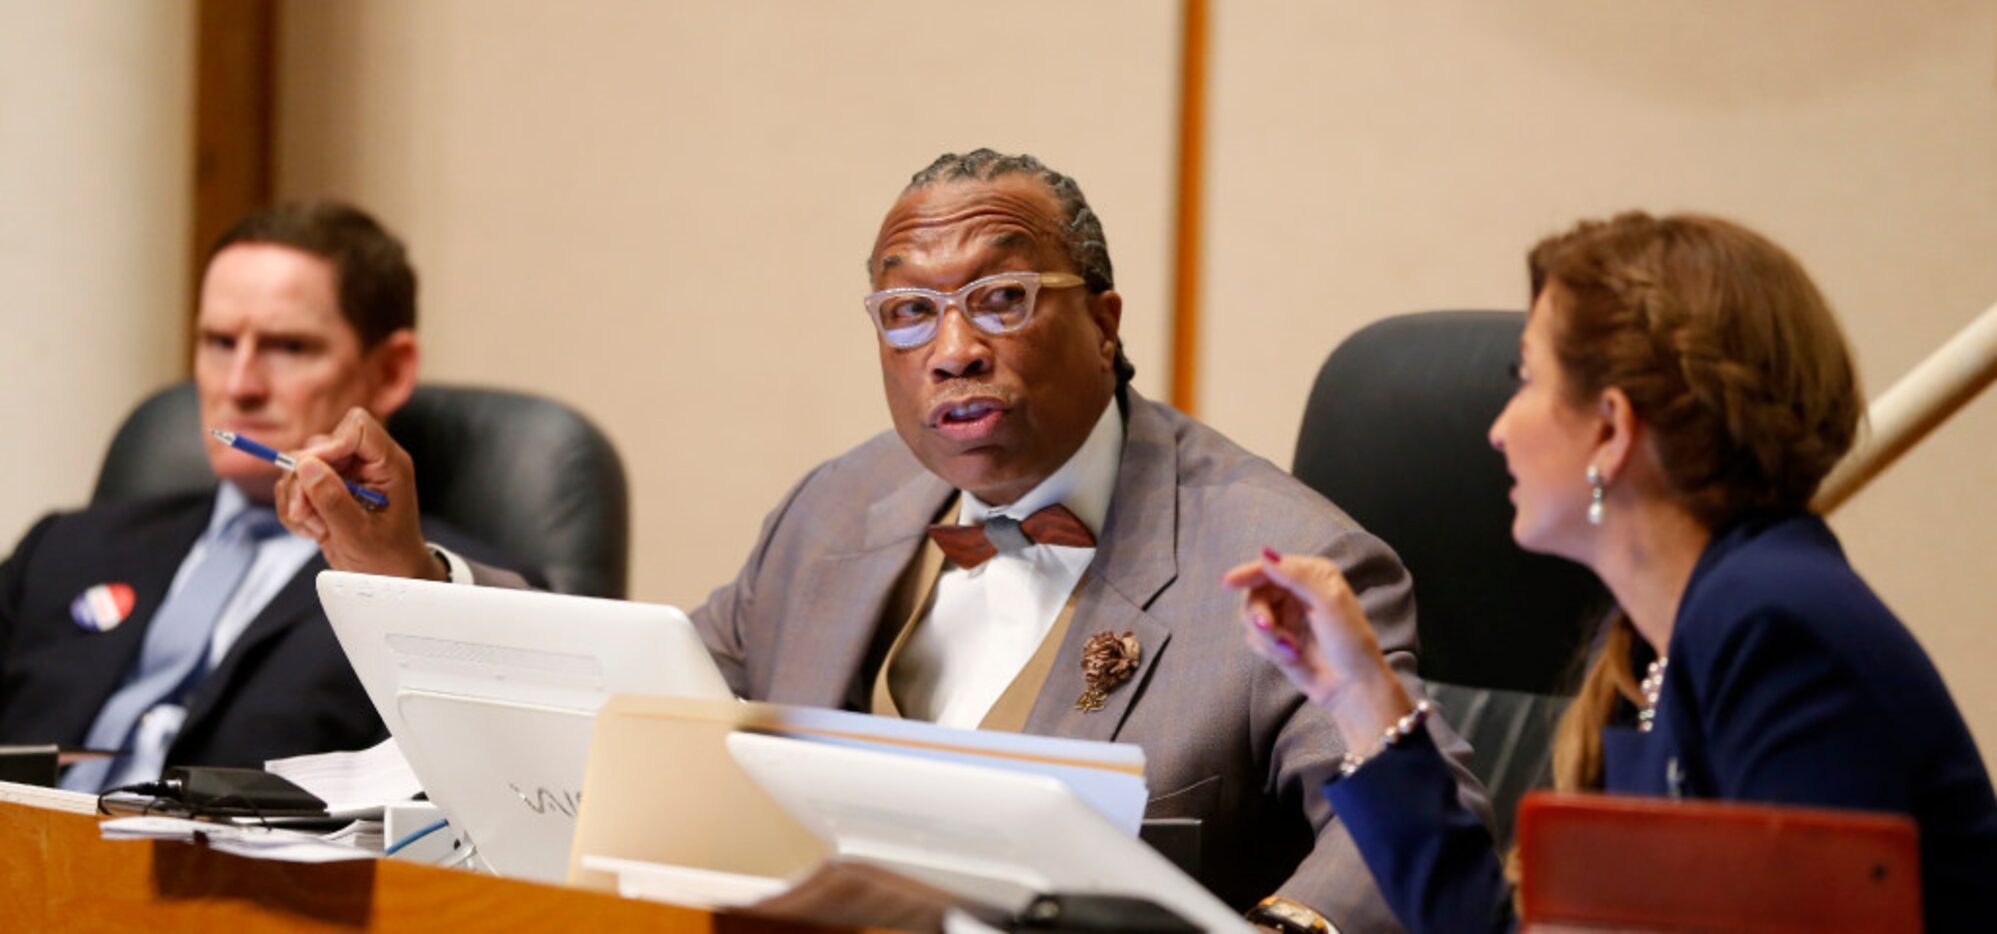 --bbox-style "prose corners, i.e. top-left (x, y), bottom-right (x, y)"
top-left (93, 382), bottom-right (630, 598)
top-left (1292, 311), bottom-right (1611, 847)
